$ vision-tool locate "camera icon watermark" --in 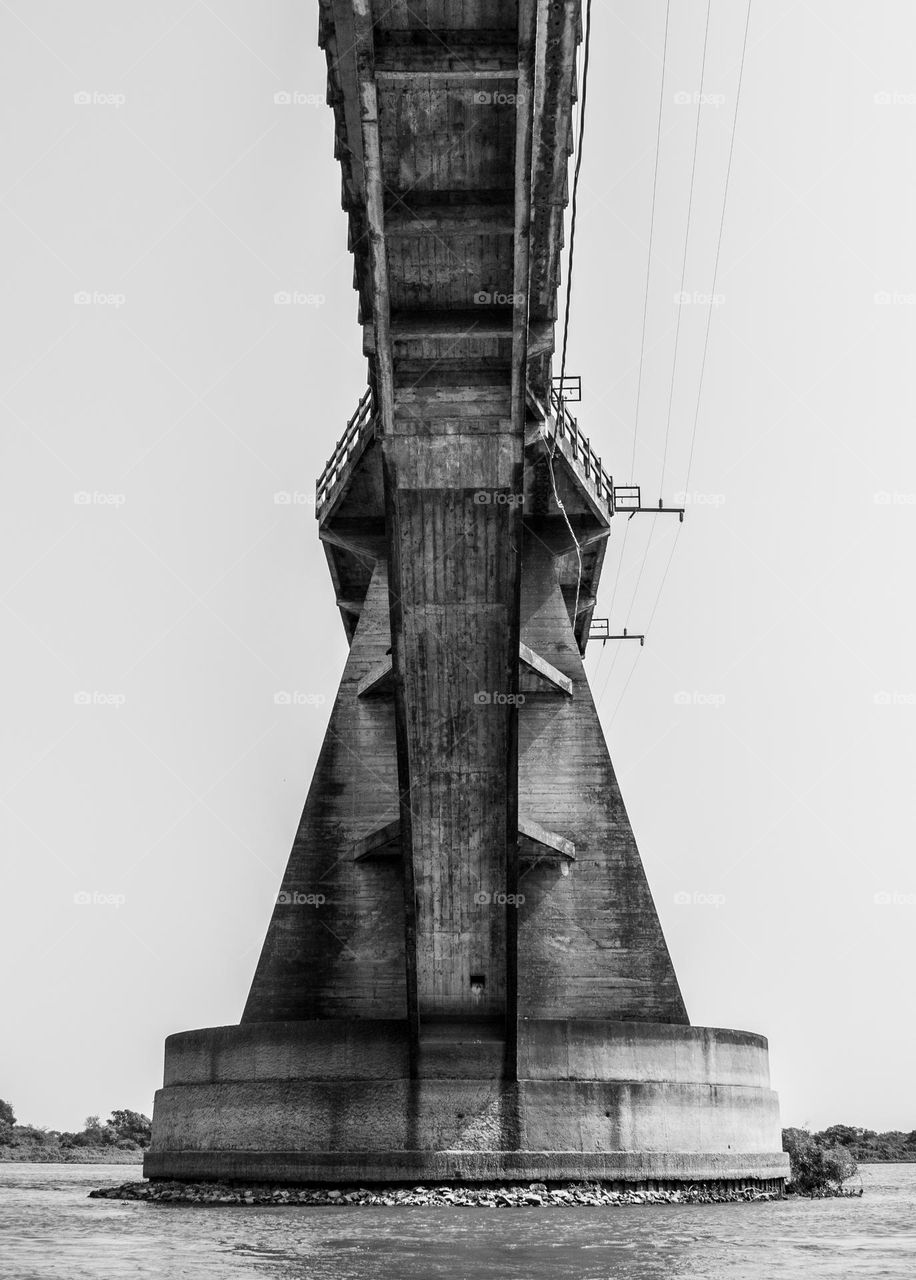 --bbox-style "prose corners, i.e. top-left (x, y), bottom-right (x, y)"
top-left (273, 290), bottom-right (326, 307)
top-left (274, 491), bottom-right (315, 506)
top-left (74, 890), bottom-right (126, 907)
top-left (73, 491), bottom-right (126, 507)
top-left (874, 90), bottom-right (916, 106)
top-left (674, 890), bottom-right (726, 907)
top-left (873, 490), bottom-right (916, 505)
top-left (672, 489), bottom-right (725, 508)
top-left (74, 291), bottom-right (126, 308)
top-left (474, 691), bottom-right (526, 707)
top-left (473, 90), bottom-right (525, 106)
top-left (472, 490), bottom-right (525, 507)
top-left (273, 691), bottom-right (327, 707)
top-left (473, 290), bottom-right (525, 306)
top-left (673, 90), bottom-right (725, 108)
top-left (873, 690), bottom-right (916, 706)
top-left (475, 891), bottom-right (525, 907)
top-left (74, 91), bottom-right (126, 108)
top-left (74, 691), bottom-right (125, 708)
top-left (674, 290), bottom-right (725, 307)
top-left (273, 90), bottom-right (323, 106)
top-left (673, 690), bottom-right (725, 709)
top-left (277, 890), bottom-right (326, 907)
